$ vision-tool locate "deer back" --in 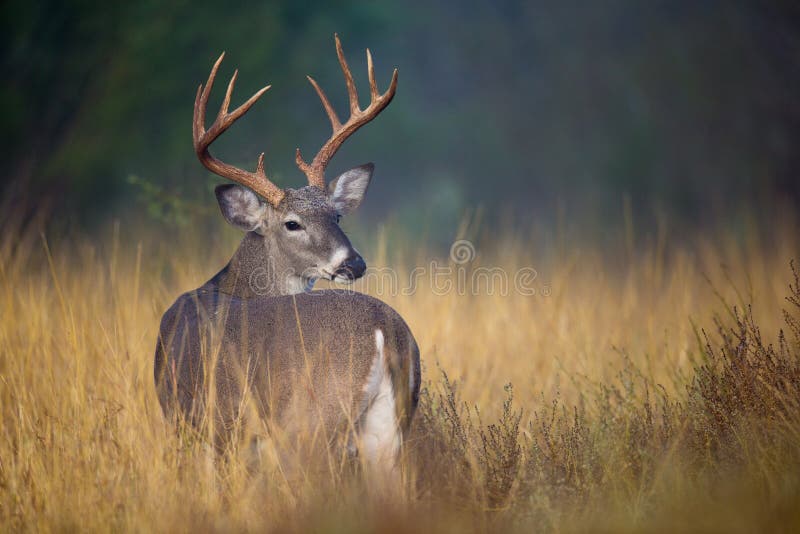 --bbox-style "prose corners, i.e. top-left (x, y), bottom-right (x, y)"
top-left (154, 289), bottom-right (419, 448)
